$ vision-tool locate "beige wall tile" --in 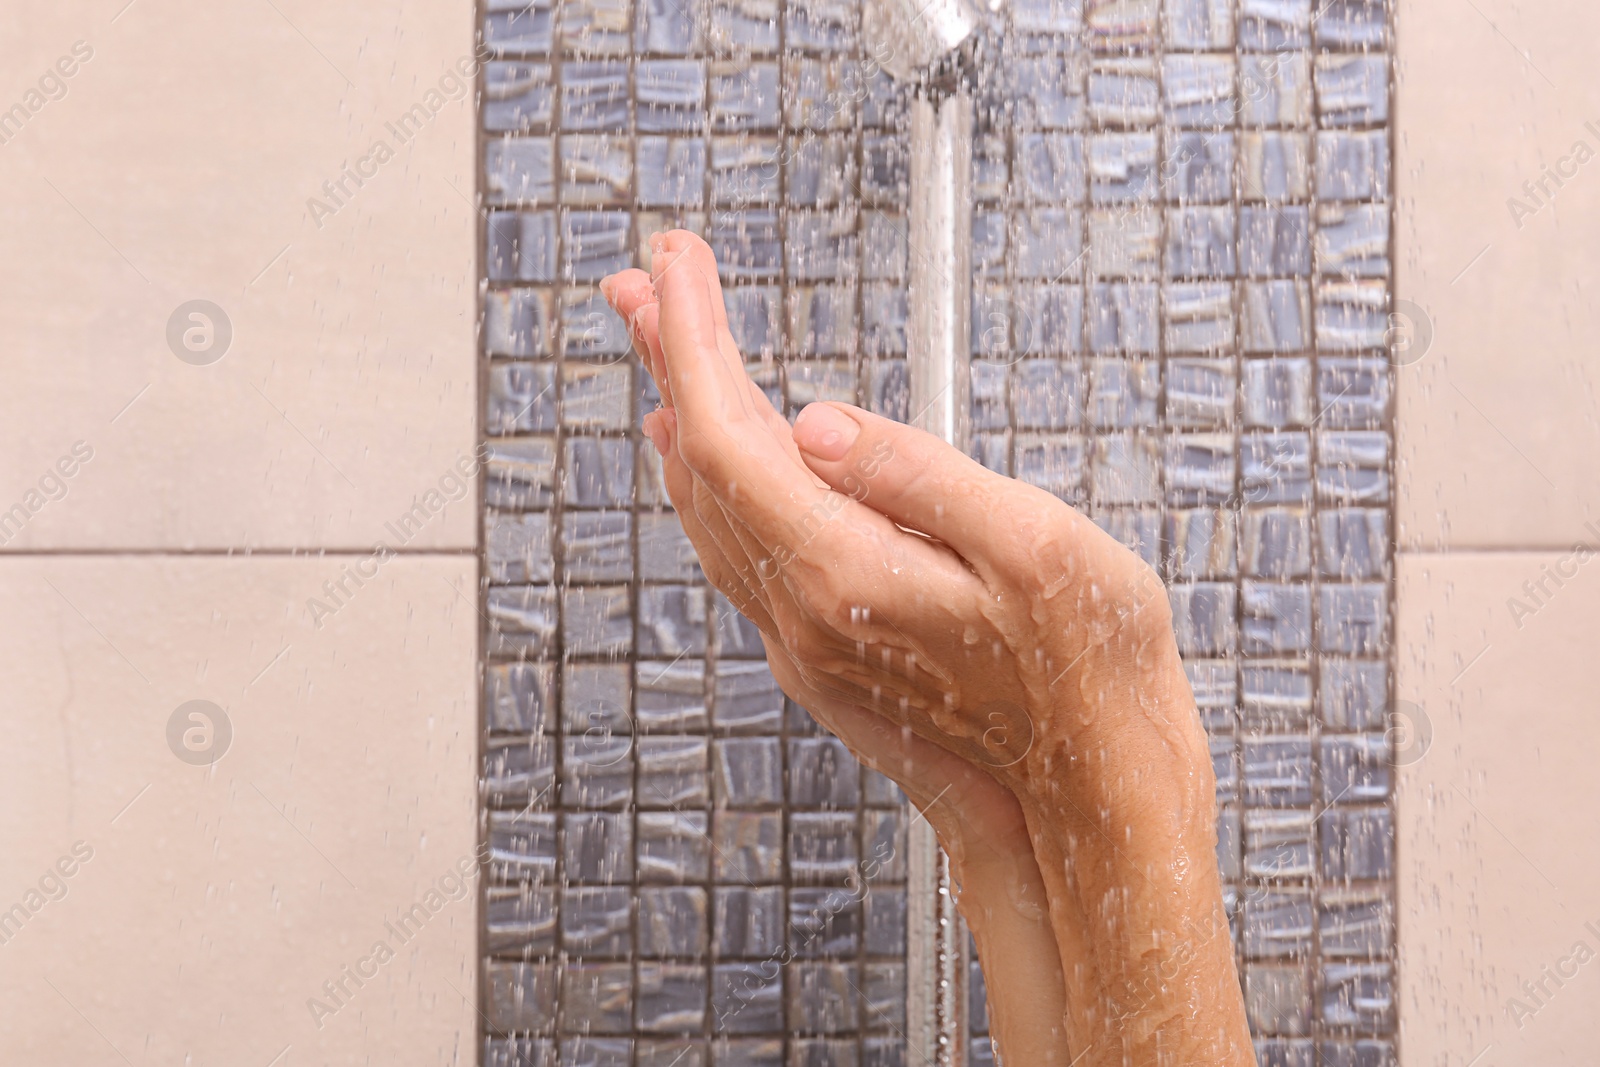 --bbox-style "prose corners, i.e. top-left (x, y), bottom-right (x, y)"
top-left (1396, 0), bottom-right (1600, 550)
top-left (0, 555), bottom-right (479, 1063)
top-left (0, 2), bottom-right (478, 551)
top-left (1397, 552), bottom-right (1600, 1063)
